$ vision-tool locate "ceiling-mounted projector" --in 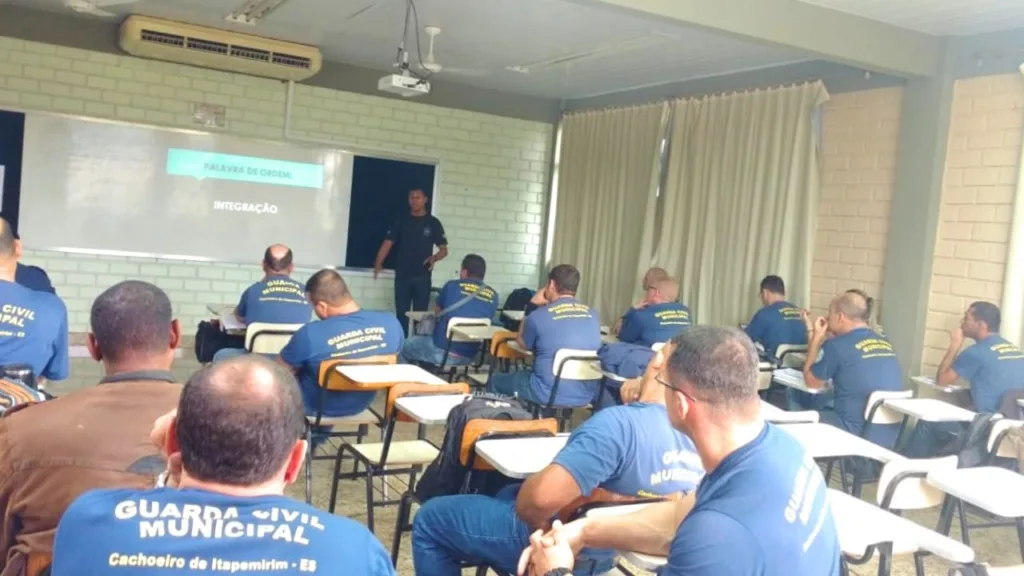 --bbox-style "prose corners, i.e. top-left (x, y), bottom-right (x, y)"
top-left (378, 73), bottom-right (430, 98)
